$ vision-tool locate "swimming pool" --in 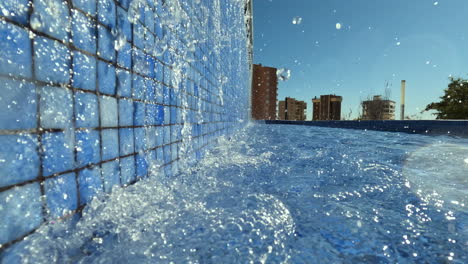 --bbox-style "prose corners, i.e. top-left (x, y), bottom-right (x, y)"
top-left (3, 124), bottom-right (467, 263)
